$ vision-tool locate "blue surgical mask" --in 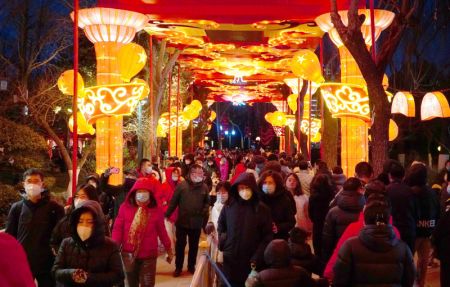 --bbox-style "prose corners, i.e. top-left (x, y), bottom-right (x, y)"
top-left (136, 192), bottom-right (150, 203)
top-left (262, 184), bottom-right (275, 194)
